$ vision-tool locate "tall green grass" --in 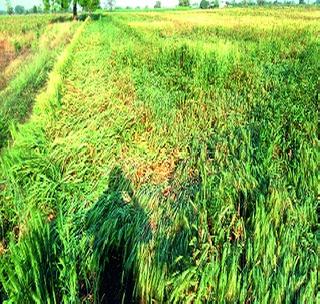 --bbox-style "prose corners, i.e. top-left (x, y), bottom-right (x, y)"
top-left (0, 21), bottom-right (79, 149)
top-left (0, 8), bottom-right (319, 303)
